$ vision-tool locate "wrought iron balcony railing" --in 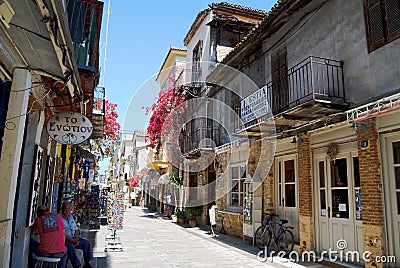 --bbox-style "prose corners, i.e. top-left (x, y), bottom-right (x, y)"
top-left (236, 56), bottom-right (345, 132)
